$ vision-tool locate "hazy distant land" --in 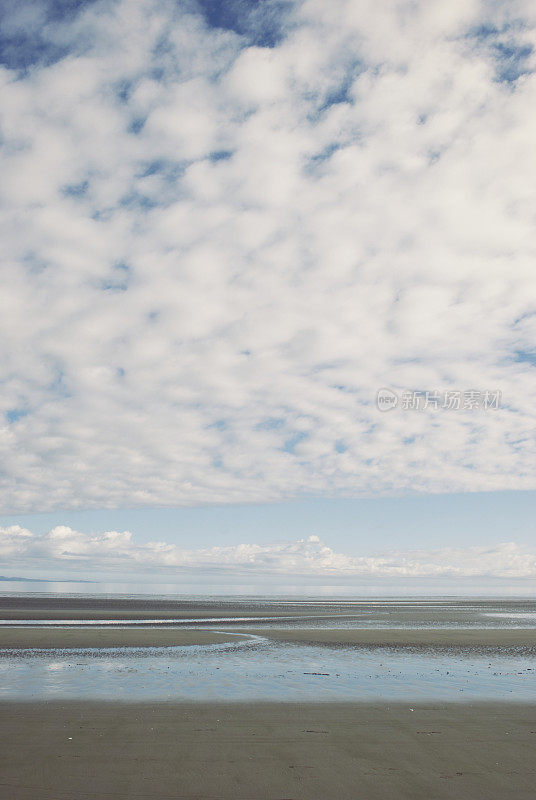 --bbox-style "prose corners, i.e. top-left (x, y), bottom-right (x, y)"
top-left (0, 576), bottom-right (94, 582)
